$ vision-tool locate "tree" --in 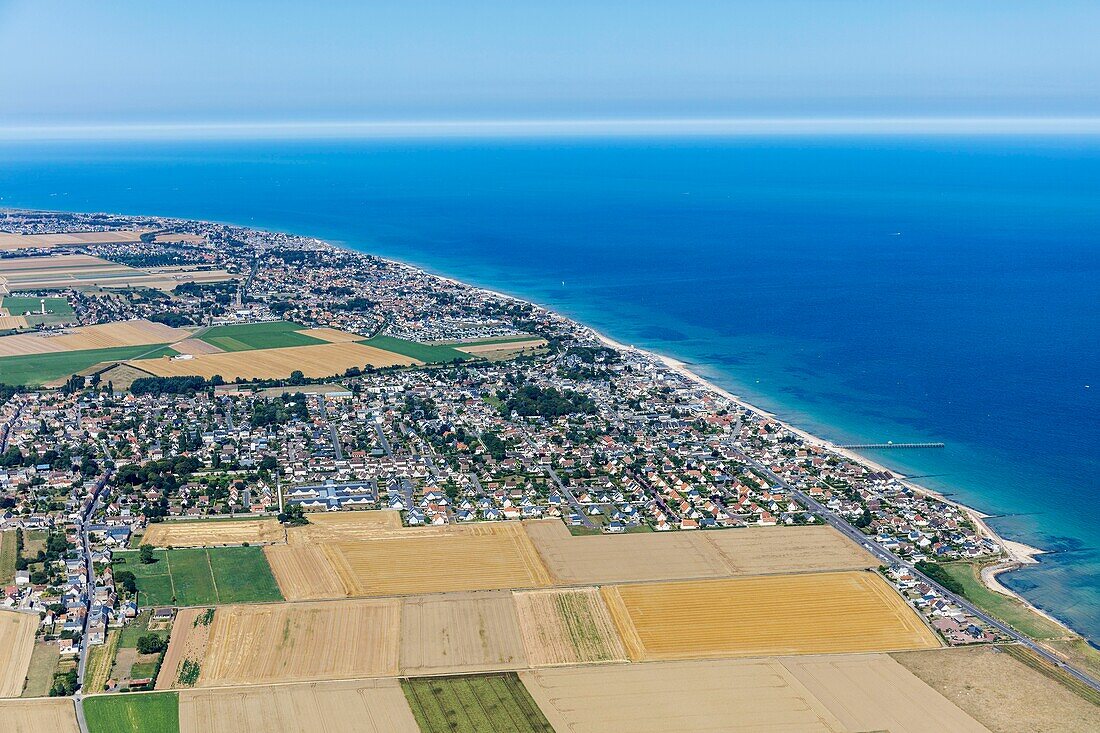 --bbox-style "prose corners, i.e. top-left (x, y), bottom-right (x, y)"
top-left (288, 370), bottom-right (305, 385)
top-left (277, 502), bottom-right (308, 526)
top-left (114, 570), bottom-right (138, 593)
top-left (138, 544), bottom-right (156, 564)
top-left (136, 634), bottom-right (166, 654)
